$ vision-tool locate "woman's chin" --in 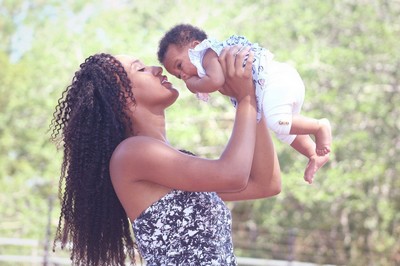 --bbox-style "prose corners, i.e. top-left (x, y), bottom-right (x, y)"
top-left (163, 88), bottom-right (179, 107)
